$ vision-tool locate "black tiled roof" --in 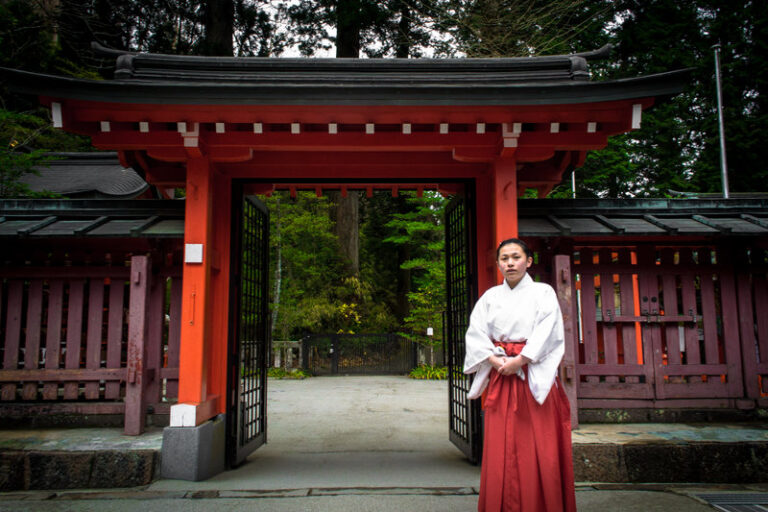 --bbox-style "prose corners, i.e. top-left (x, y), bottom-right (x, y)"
top-left (0, 44), bottom-right (690, 106)
top-left (517, 199), bottom-right (768, 237)
top-left (0, 198), bottom-right (765, 239)
top-left (20, 153), bottom-right (148, 199)
top-left (0, 200), bottom-right (183, 238)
